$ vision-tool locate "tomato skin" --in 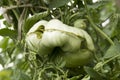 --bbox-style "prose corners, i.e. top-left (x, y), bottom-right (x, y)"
top-left (25, 20), bottom-right (48, 52)
top-left (63, 49), bottom-right (93, 67)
